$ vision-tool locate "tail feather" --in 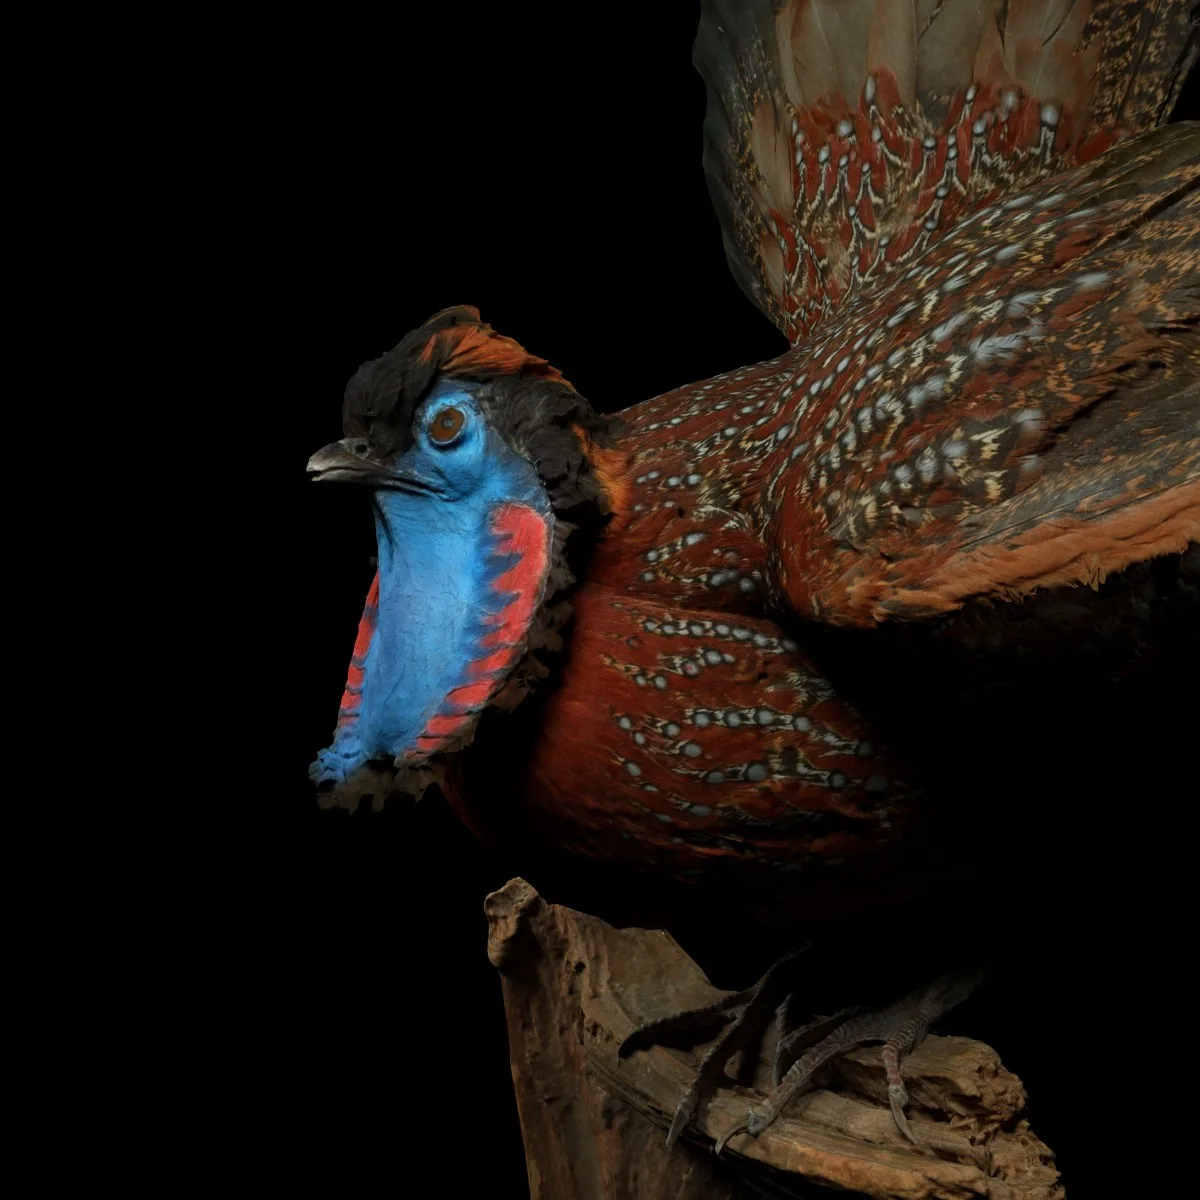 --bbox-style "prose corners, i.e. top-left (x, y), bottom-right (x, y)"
top-left (768, 122), bottom-right (1200, 628)
top-left (695, 0), bottom-right (1199, 342)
